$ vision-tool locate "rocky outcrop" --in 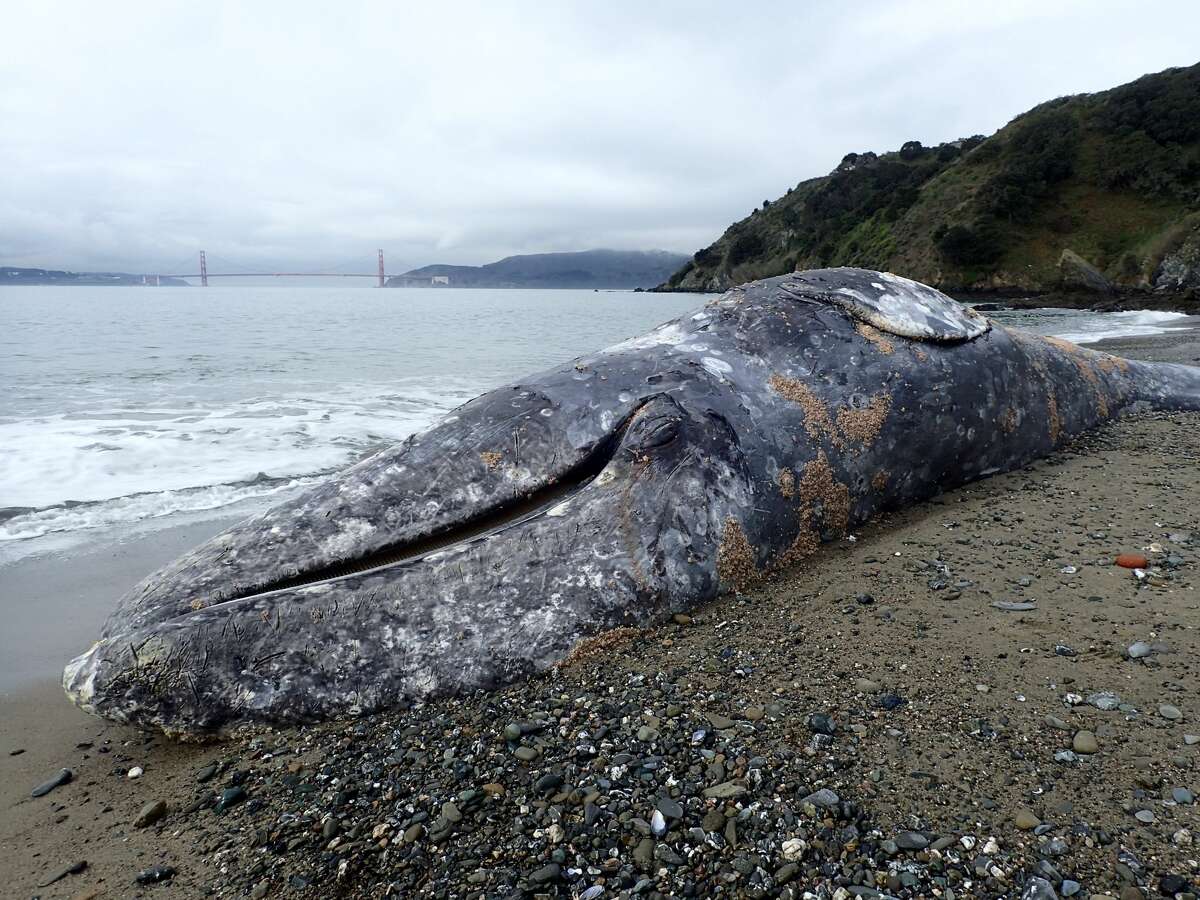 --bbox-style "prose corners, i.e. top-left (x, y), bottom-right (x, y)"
top-left (1155, 222), bottom-right (1200, 291)
top-left (1058, 249), bottom-right (1113, 294)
